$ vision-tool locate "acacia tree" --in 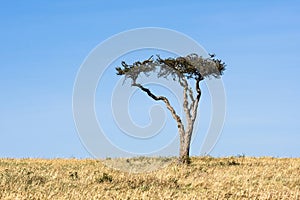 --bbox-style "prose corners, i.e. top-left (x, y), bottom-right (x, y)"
top-left (116, 53), bottom-right (225, 164)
